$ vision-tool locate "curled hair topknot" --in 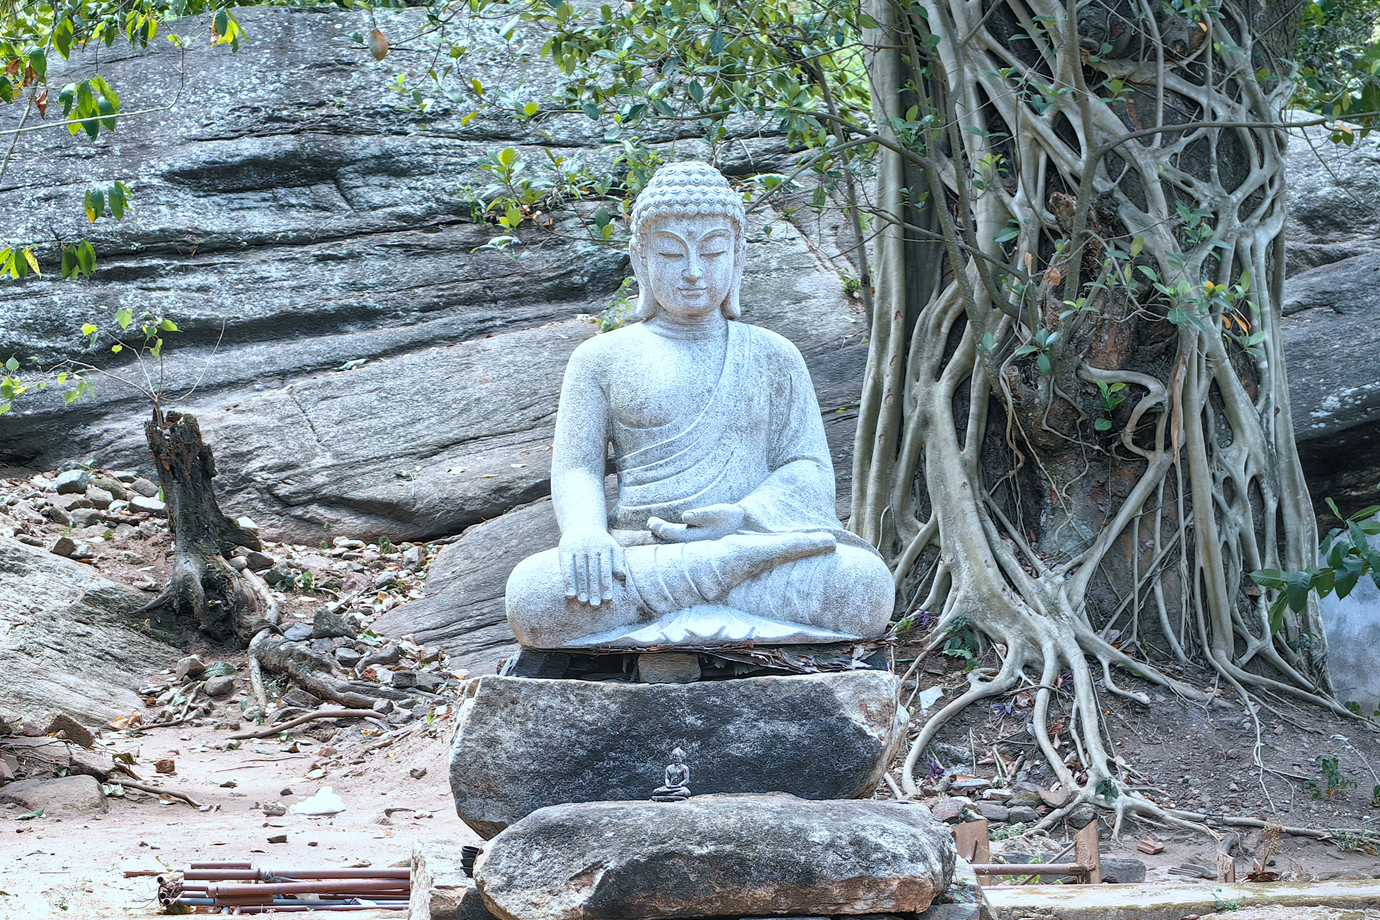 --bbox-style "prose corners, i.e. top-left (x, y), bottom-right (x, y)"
top-left (630, 161), bottom-right (746, 245)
